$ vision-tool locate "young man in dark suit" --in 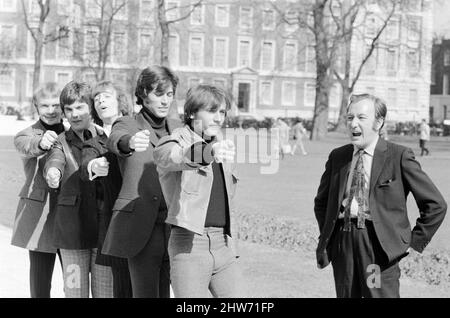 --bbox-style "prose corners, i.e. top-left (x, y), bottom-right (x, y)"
top-left (102, 65), bottom-right (181, 298)
top-left (314, 94), bottom-right (447, 298)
